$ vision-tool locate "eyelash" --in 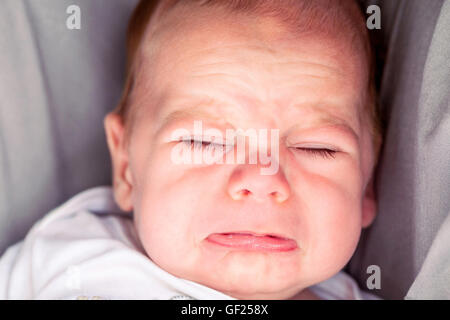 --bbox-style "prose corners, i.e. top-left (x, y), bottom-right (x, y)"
top-left (181, 139), bottom-right (226, 151)
top-left (180, 139), bottom-right (337, 159)
top-left (295, 147), bottom-right (337, 159)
